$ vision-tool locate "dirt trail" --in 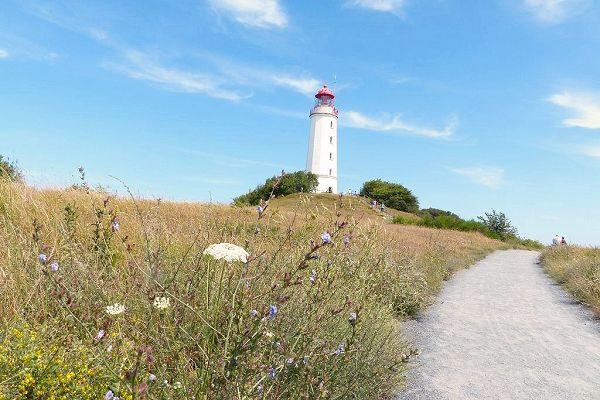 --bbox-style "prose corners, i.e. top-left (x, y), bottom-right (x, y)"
top-left (398, 250), bottom-right (600, 400)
